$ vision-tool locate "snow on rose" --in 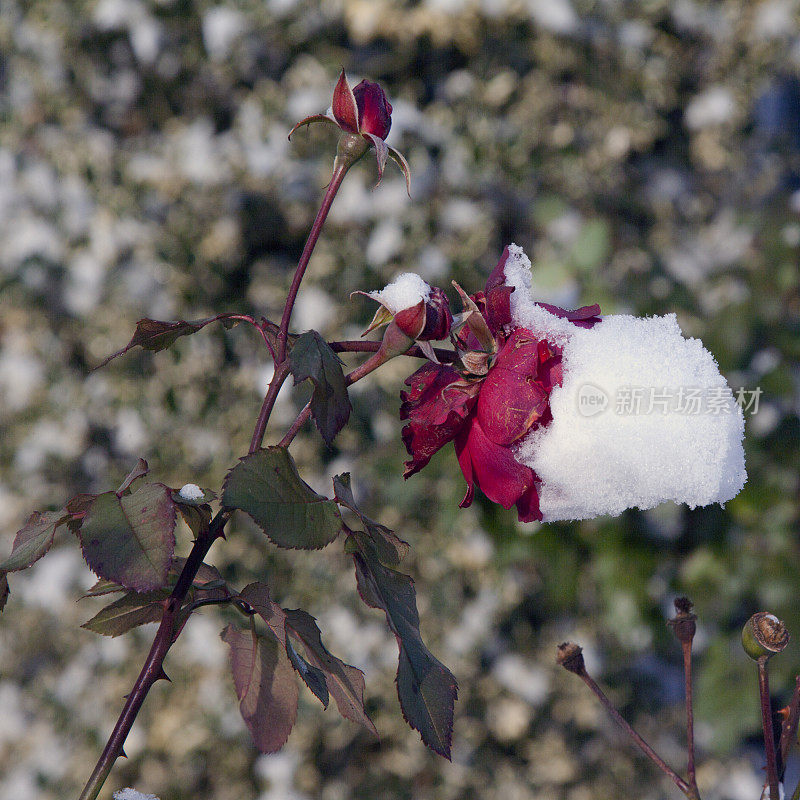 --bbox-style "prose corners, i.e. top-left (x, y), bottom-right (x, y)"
top-left (367, 244), bottom-right (746, 523)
